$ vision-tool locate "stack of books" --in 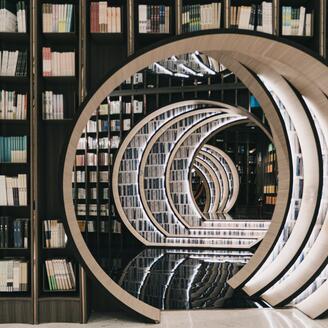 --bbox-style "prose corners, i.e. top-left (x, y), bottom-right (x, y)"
top-left (0, 1), bottom-right (26, 32)
top-left (0, 260), bottom-right (28, 291)
top-left (42, 91), bottom-right (64, 120)
top-left (256, 1), bottom-right (273, 34)
top-left (0, 90), bottom-right (27, 120)
top-left (0, 136), bottom-right (27, 163)
top-left (0, 174), bottom-right (27, 206)
top-left (0, 50), bottom-right (28, 76)
top-left (0, 217), bottom-right (28, 248)
top-left (282, 6), bottom-right (312, 36)
top-left (45, 259), bottom-right (76, 291)
top-left (230, 5), bottom-right (257, 30)
top-left (138, 5), bottom-right (170, 34)
top-left (43, 220), bottom-right (66, 248)
top-left (182, 3), bottom-right (221, 33)
top-left (42, 3), bottom-right (73, 32)
top-left (42, 47), bottom-right (75, 76)
top-left (90, 2), bottom-right (121, 33)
